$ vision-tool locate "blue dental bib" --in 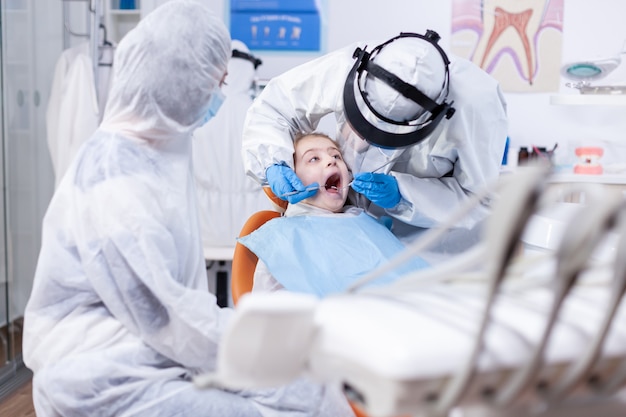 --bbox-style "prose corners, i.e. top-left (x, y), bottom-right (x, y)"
top-left (237, 212), bottom-right (429, 297)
